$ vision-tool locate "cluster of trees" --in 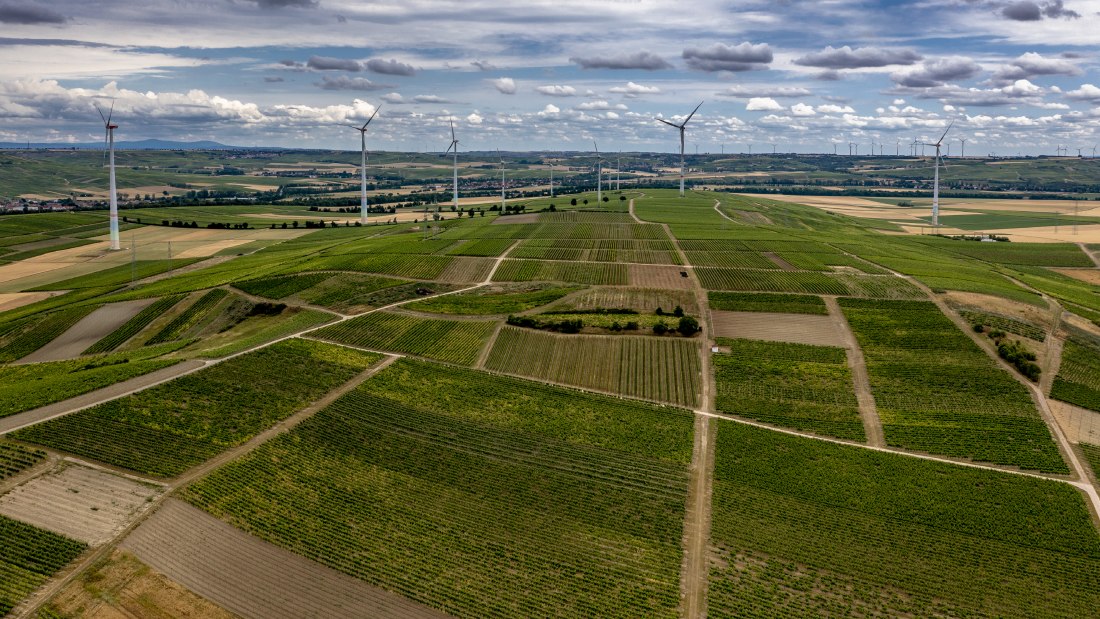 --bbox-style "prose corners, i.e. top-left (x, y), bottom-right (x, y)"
top-left (975, 325), bottom-right (1041, 381)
